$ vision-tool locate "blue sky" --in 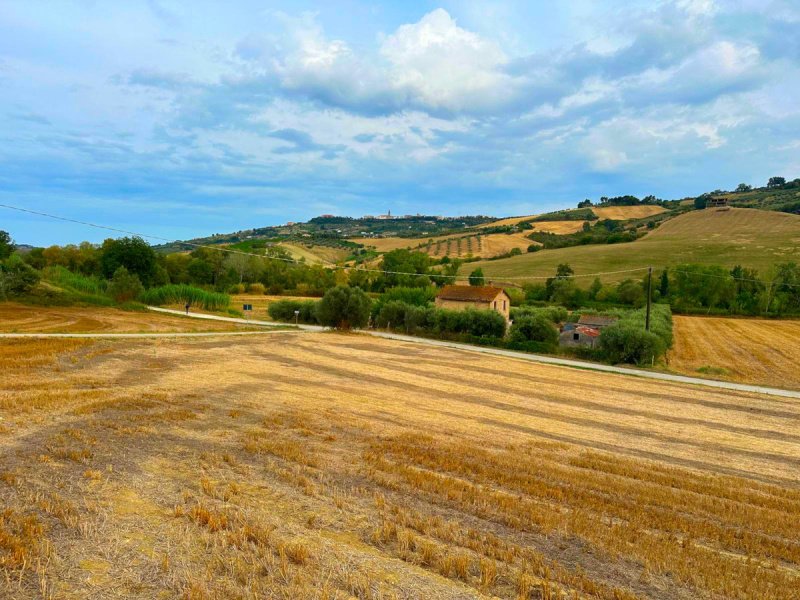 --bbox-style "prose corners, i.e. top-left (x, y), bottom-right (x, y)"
top-left (1, 0), bottom-right (799, 245)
